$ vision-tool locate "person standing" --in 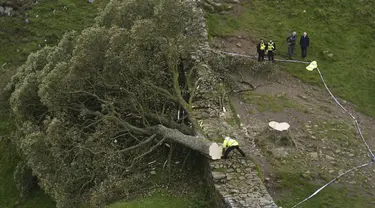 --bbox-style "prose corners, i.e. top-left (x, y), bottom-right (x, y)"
top-left (286, 31), bottom-right (297, 59)
top-left (222, 136), bottom-right (246, 159)
top-left (256, 39), bottom-right (266, 61)
top-left (267, 40), bottom-right (276, 61)
top-left (300, 32), bottom-right (310, 59)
